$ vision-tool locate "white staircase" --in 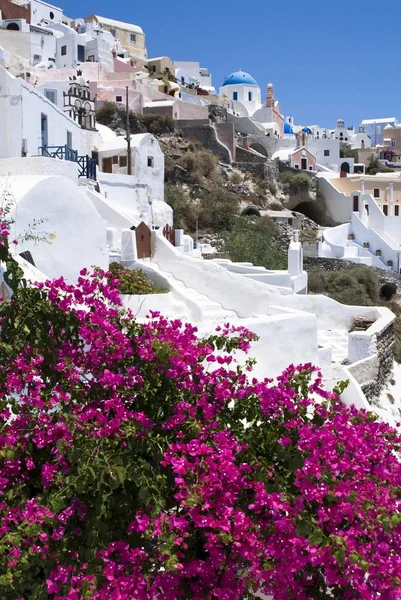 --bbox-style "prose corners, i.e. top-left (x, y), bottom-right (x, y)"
top-left (141, 261), bottom-right (238, 324)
